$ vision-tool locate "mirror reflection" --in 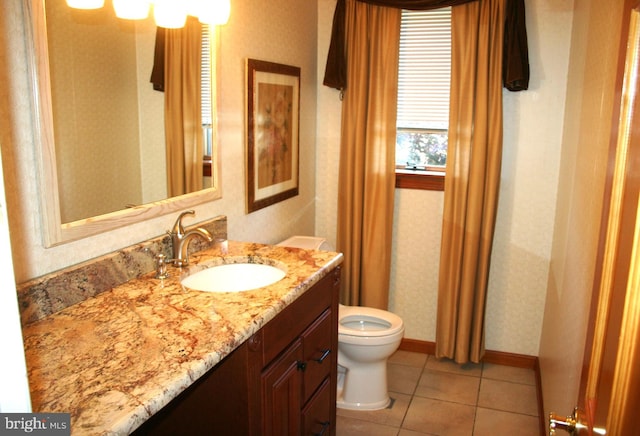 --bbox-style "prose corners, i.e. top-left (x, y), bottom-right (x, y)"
top-left (45, 0), bottom-right (214, 223)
